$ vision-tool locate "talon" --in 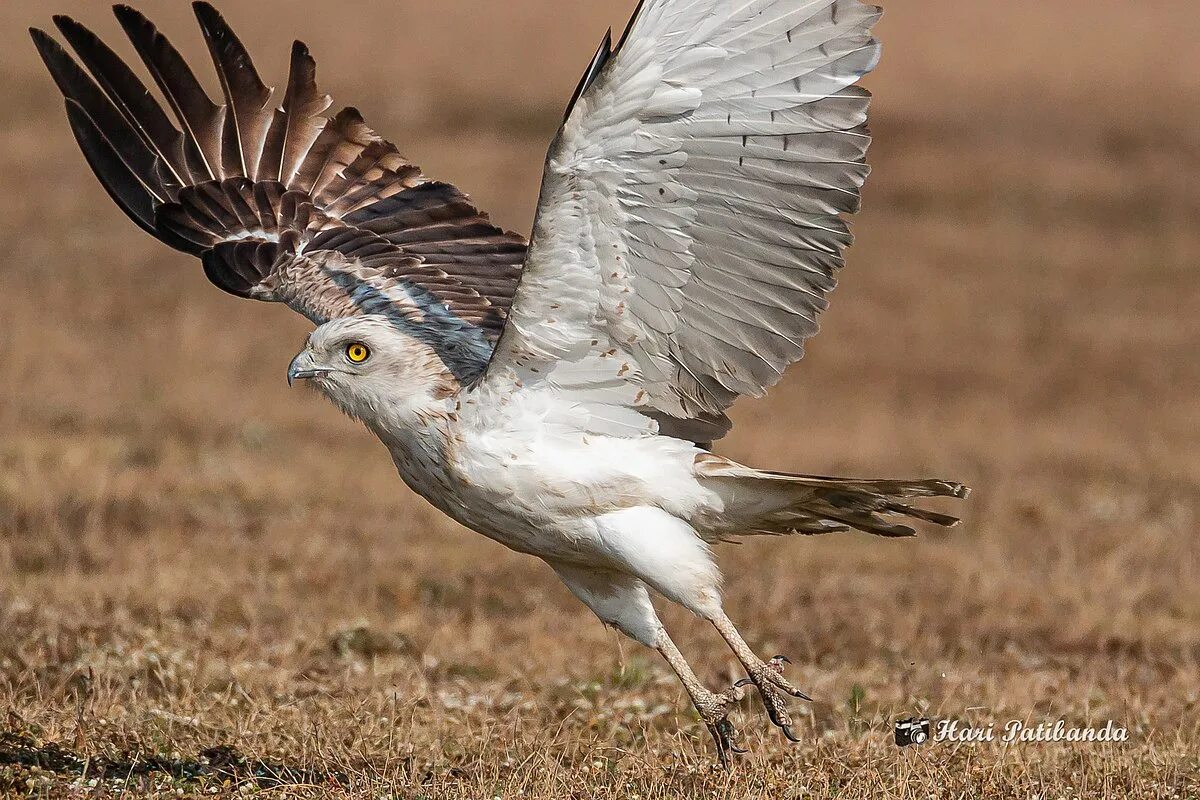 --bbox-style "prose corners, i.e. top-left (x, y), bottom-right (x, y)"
top-left (722, 719), bottom-right (748, 755)
top-left (775, 683), bottom-right (811, 701)
top-left (759, 659), bottom-right (813, 701)
top-left (734, 660), bottom-right (814, 740)
top-left (706, 716), bottom-right (745, 764)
